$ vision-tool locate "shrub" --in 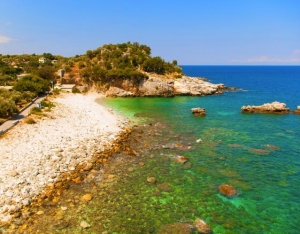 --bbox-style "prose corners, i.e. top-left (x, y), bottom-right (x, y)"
top-left (52, 89), bottom-right (60, 95)
top-left (24, 117), bottom-right (36, 124)
top-left (30, 107), bottom-right (42, 115)
top-left (72, 86), bottom-right (80, 93)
